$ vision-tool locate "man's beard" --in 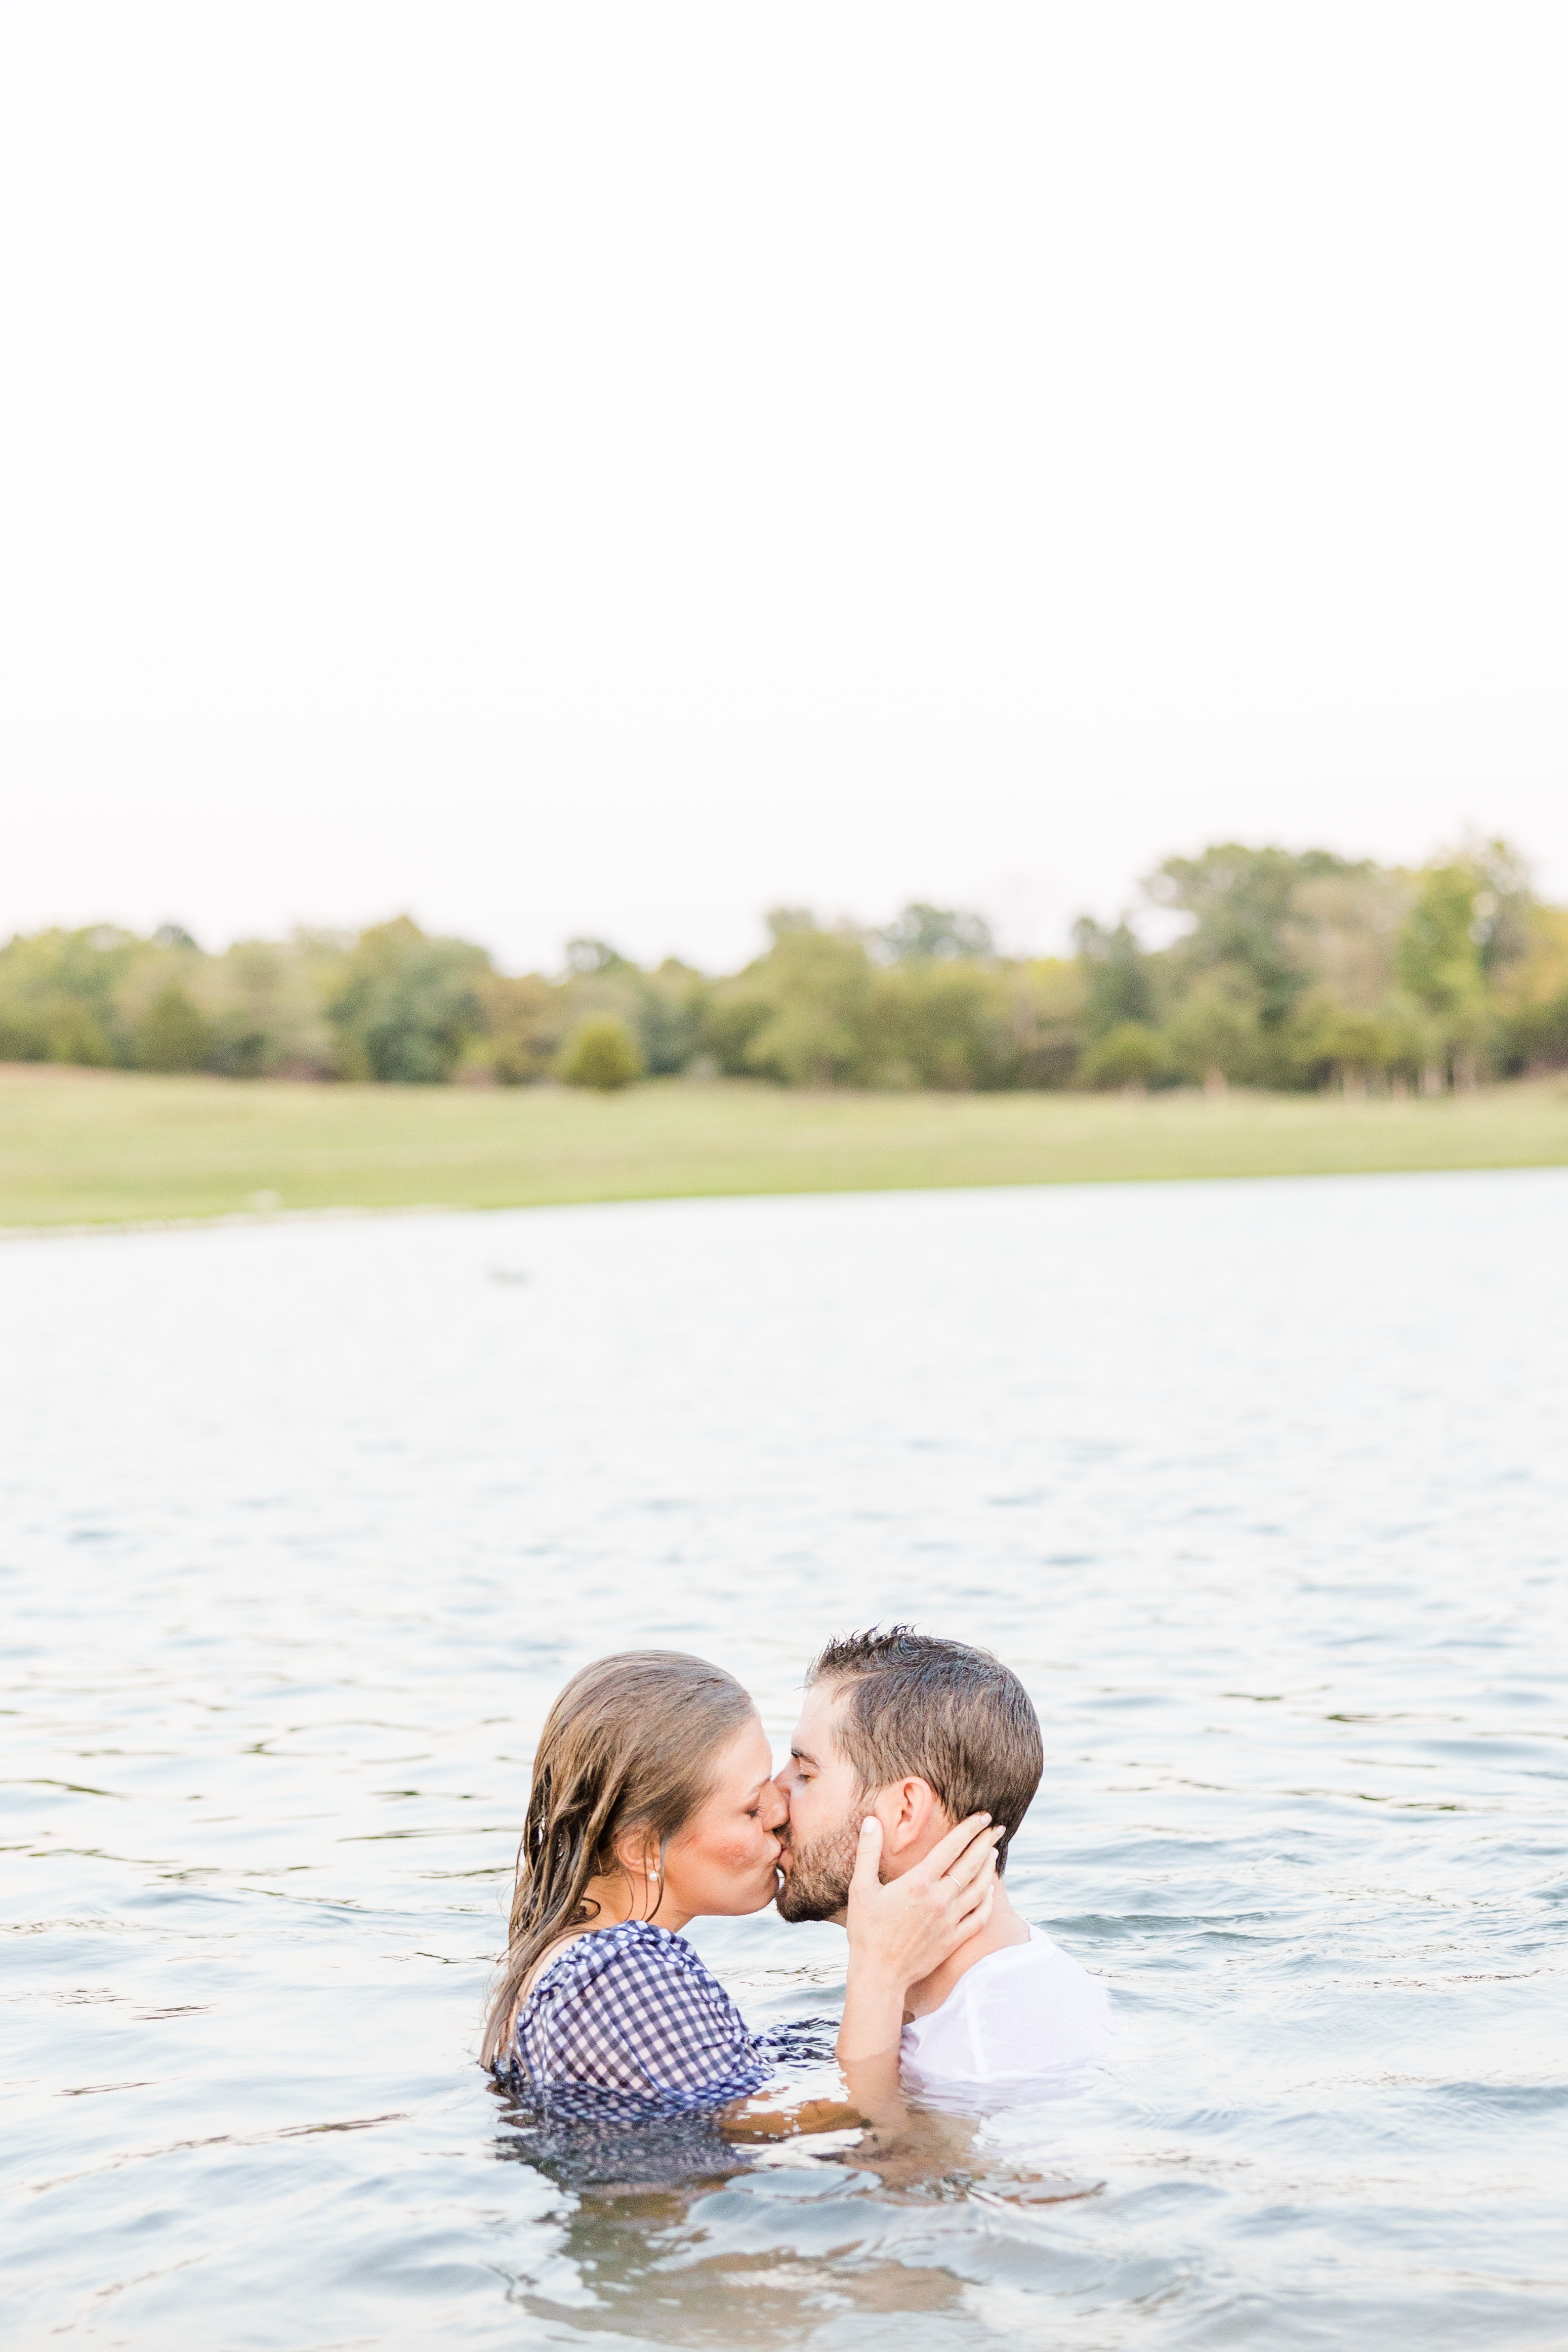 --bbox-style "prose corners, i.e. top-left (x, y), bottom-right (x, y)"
top-left (775, 1815), bottom-right (862, 1923)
